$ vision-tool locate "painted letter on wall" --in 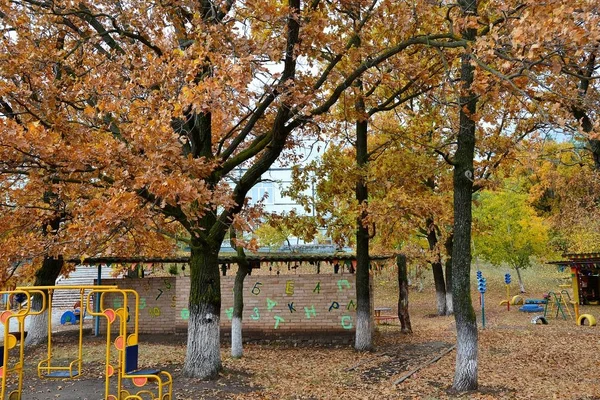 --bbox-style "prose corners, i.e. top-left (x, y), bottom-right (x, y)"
top-left (266, 298), bottom-right (277, 311)
top-left (341, 315), bottom-right (353, 329)
top-left (285, 280), bottom-right (295, 295)
top-left (274, 315), bottom-right (285, 329)
top-left (304, 305), bottom-right (317, 319)
top-left (337, 279), bottom-right (351, 291)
